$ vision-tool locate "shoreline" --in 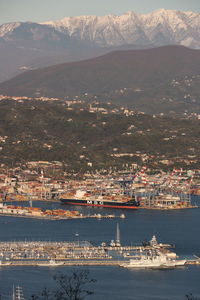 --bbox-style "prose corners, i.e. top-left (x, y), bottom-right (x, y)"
top-left (0, 212), bottom-right (121, 220)
top-left (0, 259), bottom-right (199, 267)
